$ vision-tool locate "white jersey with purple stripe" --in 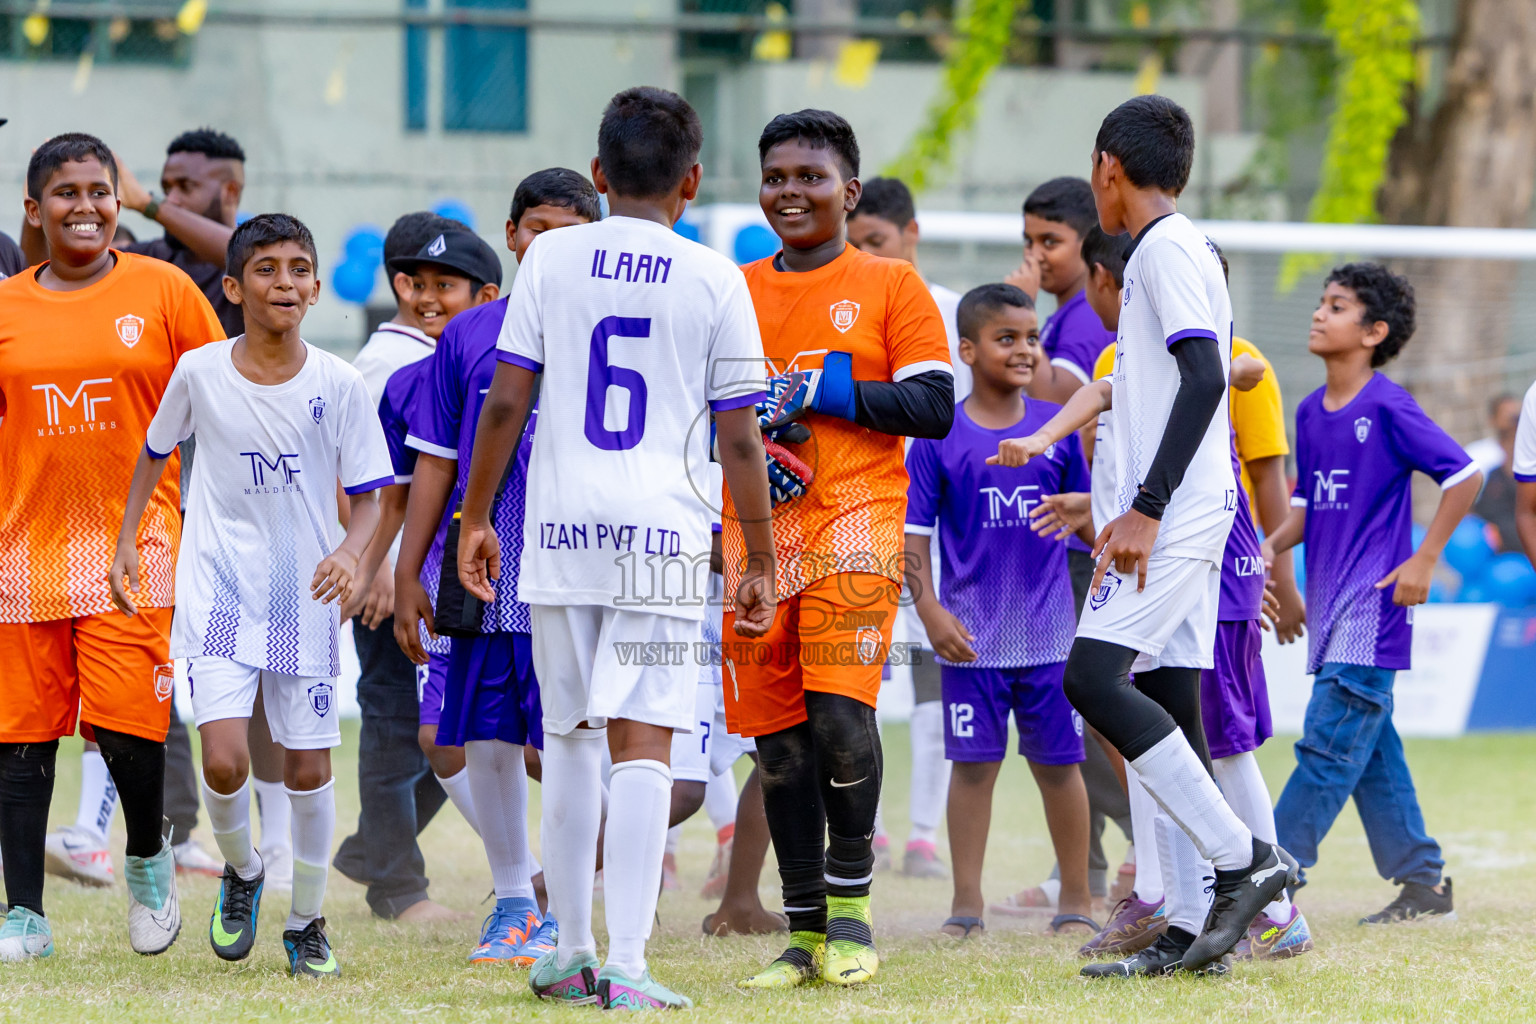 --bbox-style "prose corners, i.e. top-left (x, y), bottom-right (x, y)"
top-left (497, 216), bottom-right (766, 618)
top-left (380, 359), bottom-right (450, 654)
top-left (1514, 379), bottom-right (1536, 484)
top-left (1219, 434), bottom-right (1265, 622)
top-left (1292, 373), bottom-right (1476, 673)
top-left (1112, 213), bottom-right (1236, 563)
top-left (906, 400), bottom-right (1090, 667)
top-left (144, 339), bottom-right (393, 676)
top-left (406, 297), bottom-right (535, 634)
